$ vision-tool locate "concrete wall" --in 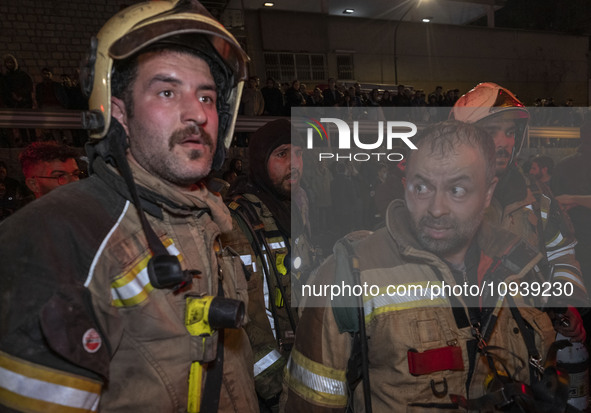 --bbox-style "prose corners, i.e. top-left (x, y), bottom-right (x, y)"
top-left (245, 10), bottom-right (590, 105)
